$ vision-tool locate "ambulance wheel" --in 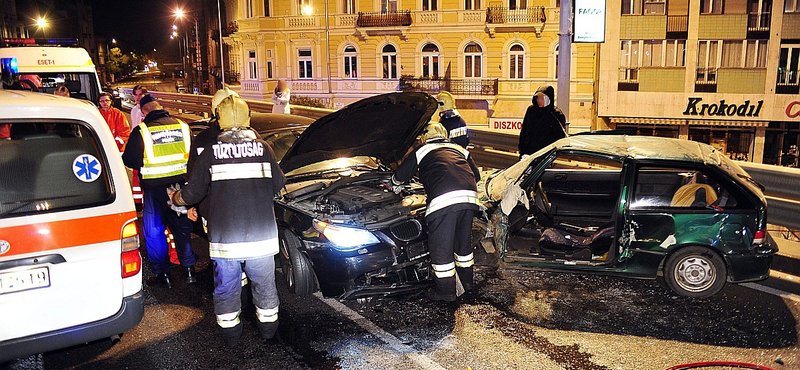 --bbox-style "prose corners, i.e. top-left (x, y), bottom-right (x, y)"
top-left (279, 229), bottom-right (317, 296)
